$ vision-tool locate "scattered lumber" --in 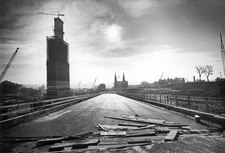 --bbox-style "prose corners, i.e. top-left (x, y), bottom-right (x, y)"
top-left (36, 131), bottom-right (92, 147)
top-left (49, 138), bottom-right (99, 151)
top-left (35, 115), bottom-right (208, 152)
top-left (164, 130), bottom-right (179, 141)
